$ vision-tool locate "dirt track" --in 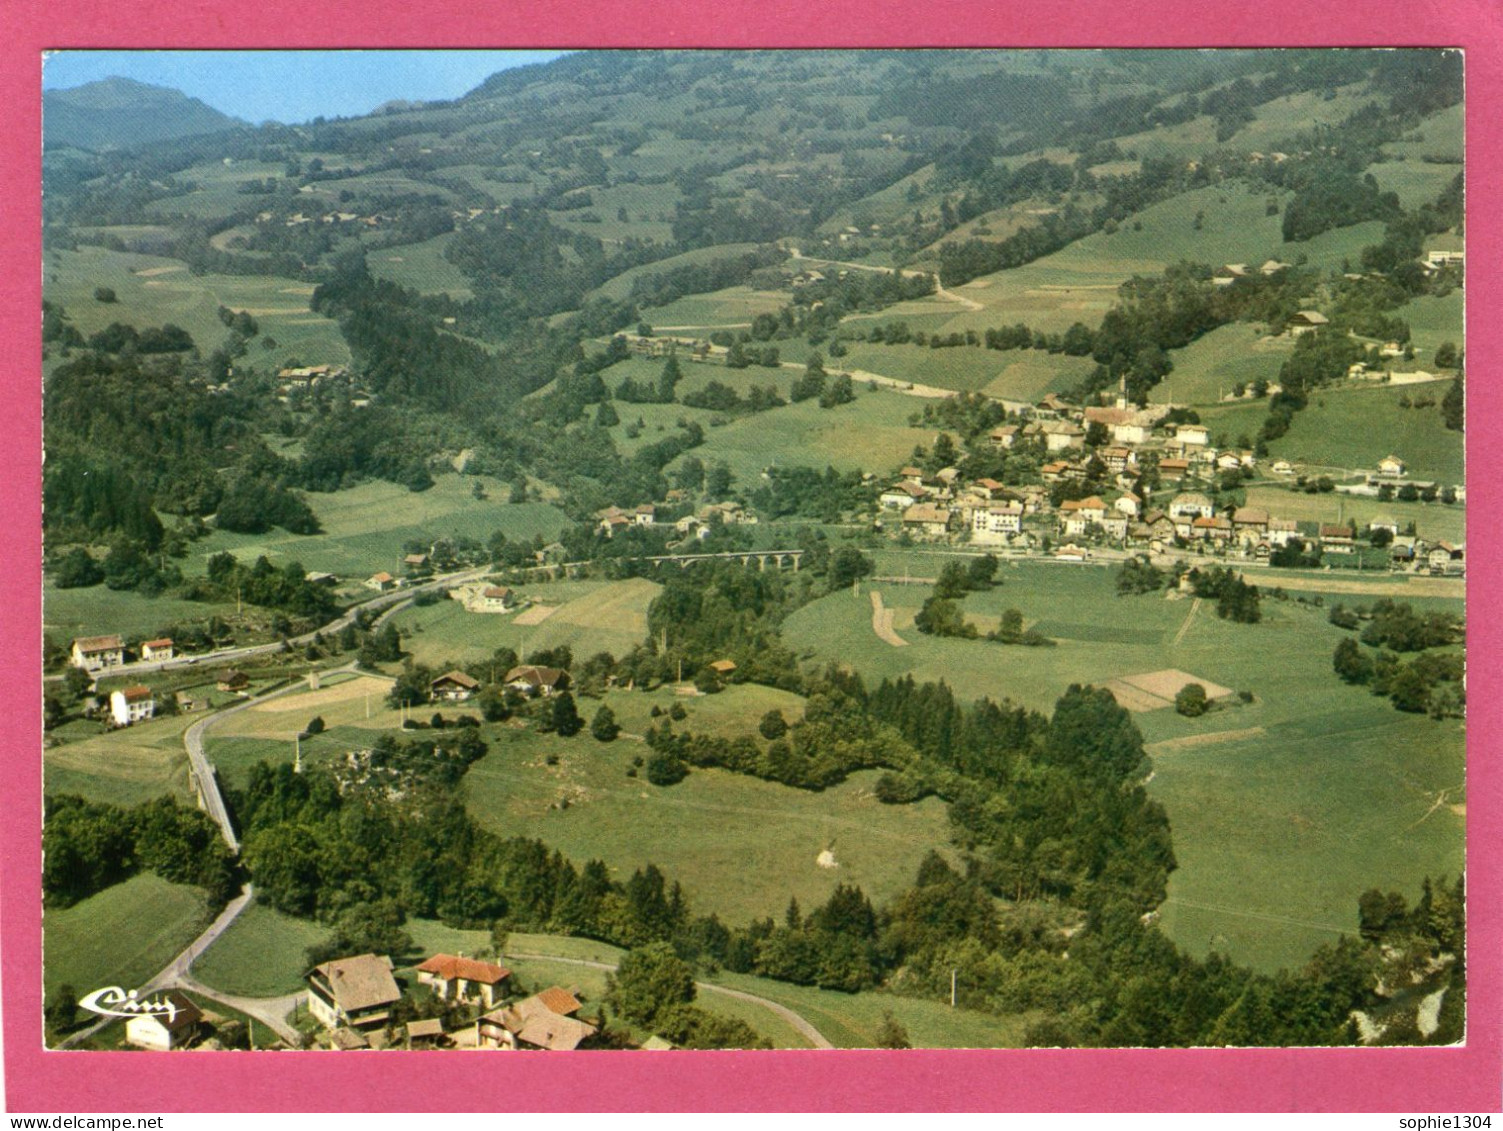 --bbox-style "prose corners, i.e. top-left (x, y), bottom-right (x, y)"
top-left (869, 591), bottom-right (908, 647)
